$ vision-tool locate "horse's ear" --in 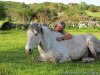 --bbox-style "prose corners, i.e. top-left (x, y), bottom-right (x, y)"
top-left (40, 28), bottom-right (43, 34)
